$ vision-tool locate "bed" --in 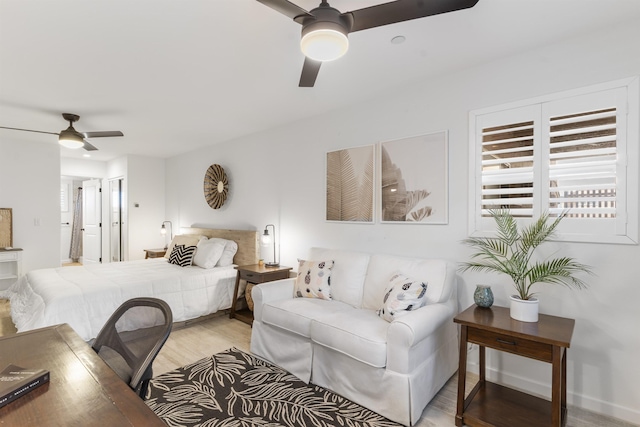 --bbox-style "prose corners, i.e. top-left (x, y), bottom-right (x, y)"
top-left (0, 228), bottom-right (259, 341)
